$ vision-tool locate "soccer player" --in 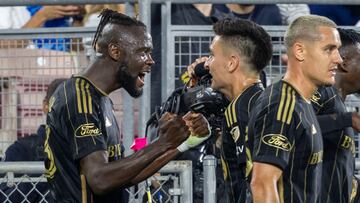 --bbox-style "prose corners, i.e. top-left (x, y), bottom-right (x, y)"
top-left (202, 18), bottom-right (272, 202)
top-left (311, 28), bottom-right (360, 203)
top-left (44, 9), bottom-right (211, 202)
top-left (249, 15), bottom-right (342, 203)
